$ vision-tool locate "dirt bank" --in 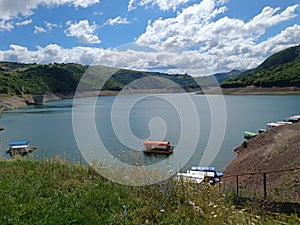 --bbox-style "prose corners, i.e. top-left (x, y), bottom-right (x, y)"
top-left (223, 122), bottom-right (300, 202)
top-left (198, 86), bottom-right (300, 95)
top-left (0, 93), bottom-right (72, 112)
